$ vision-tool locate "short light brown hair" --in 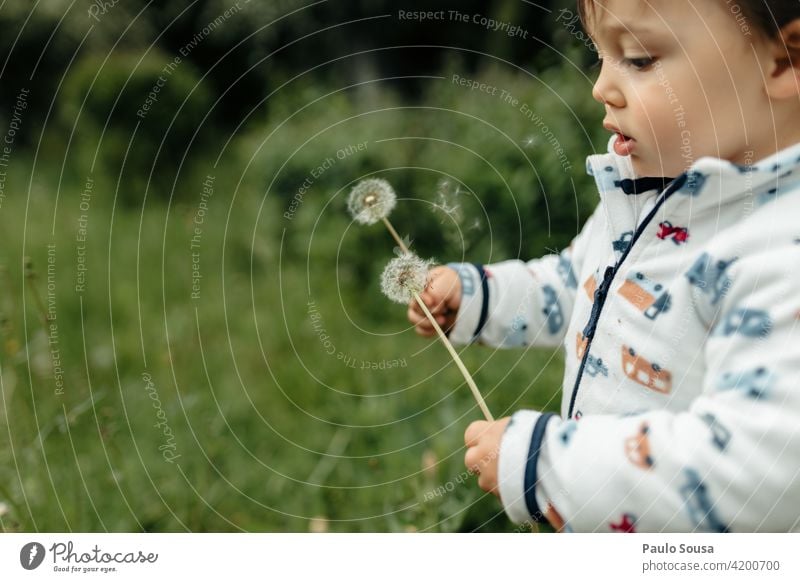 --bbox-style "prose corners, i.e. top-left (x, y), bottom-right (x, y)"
top-left (577, 0), bottom-right (799, 40)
